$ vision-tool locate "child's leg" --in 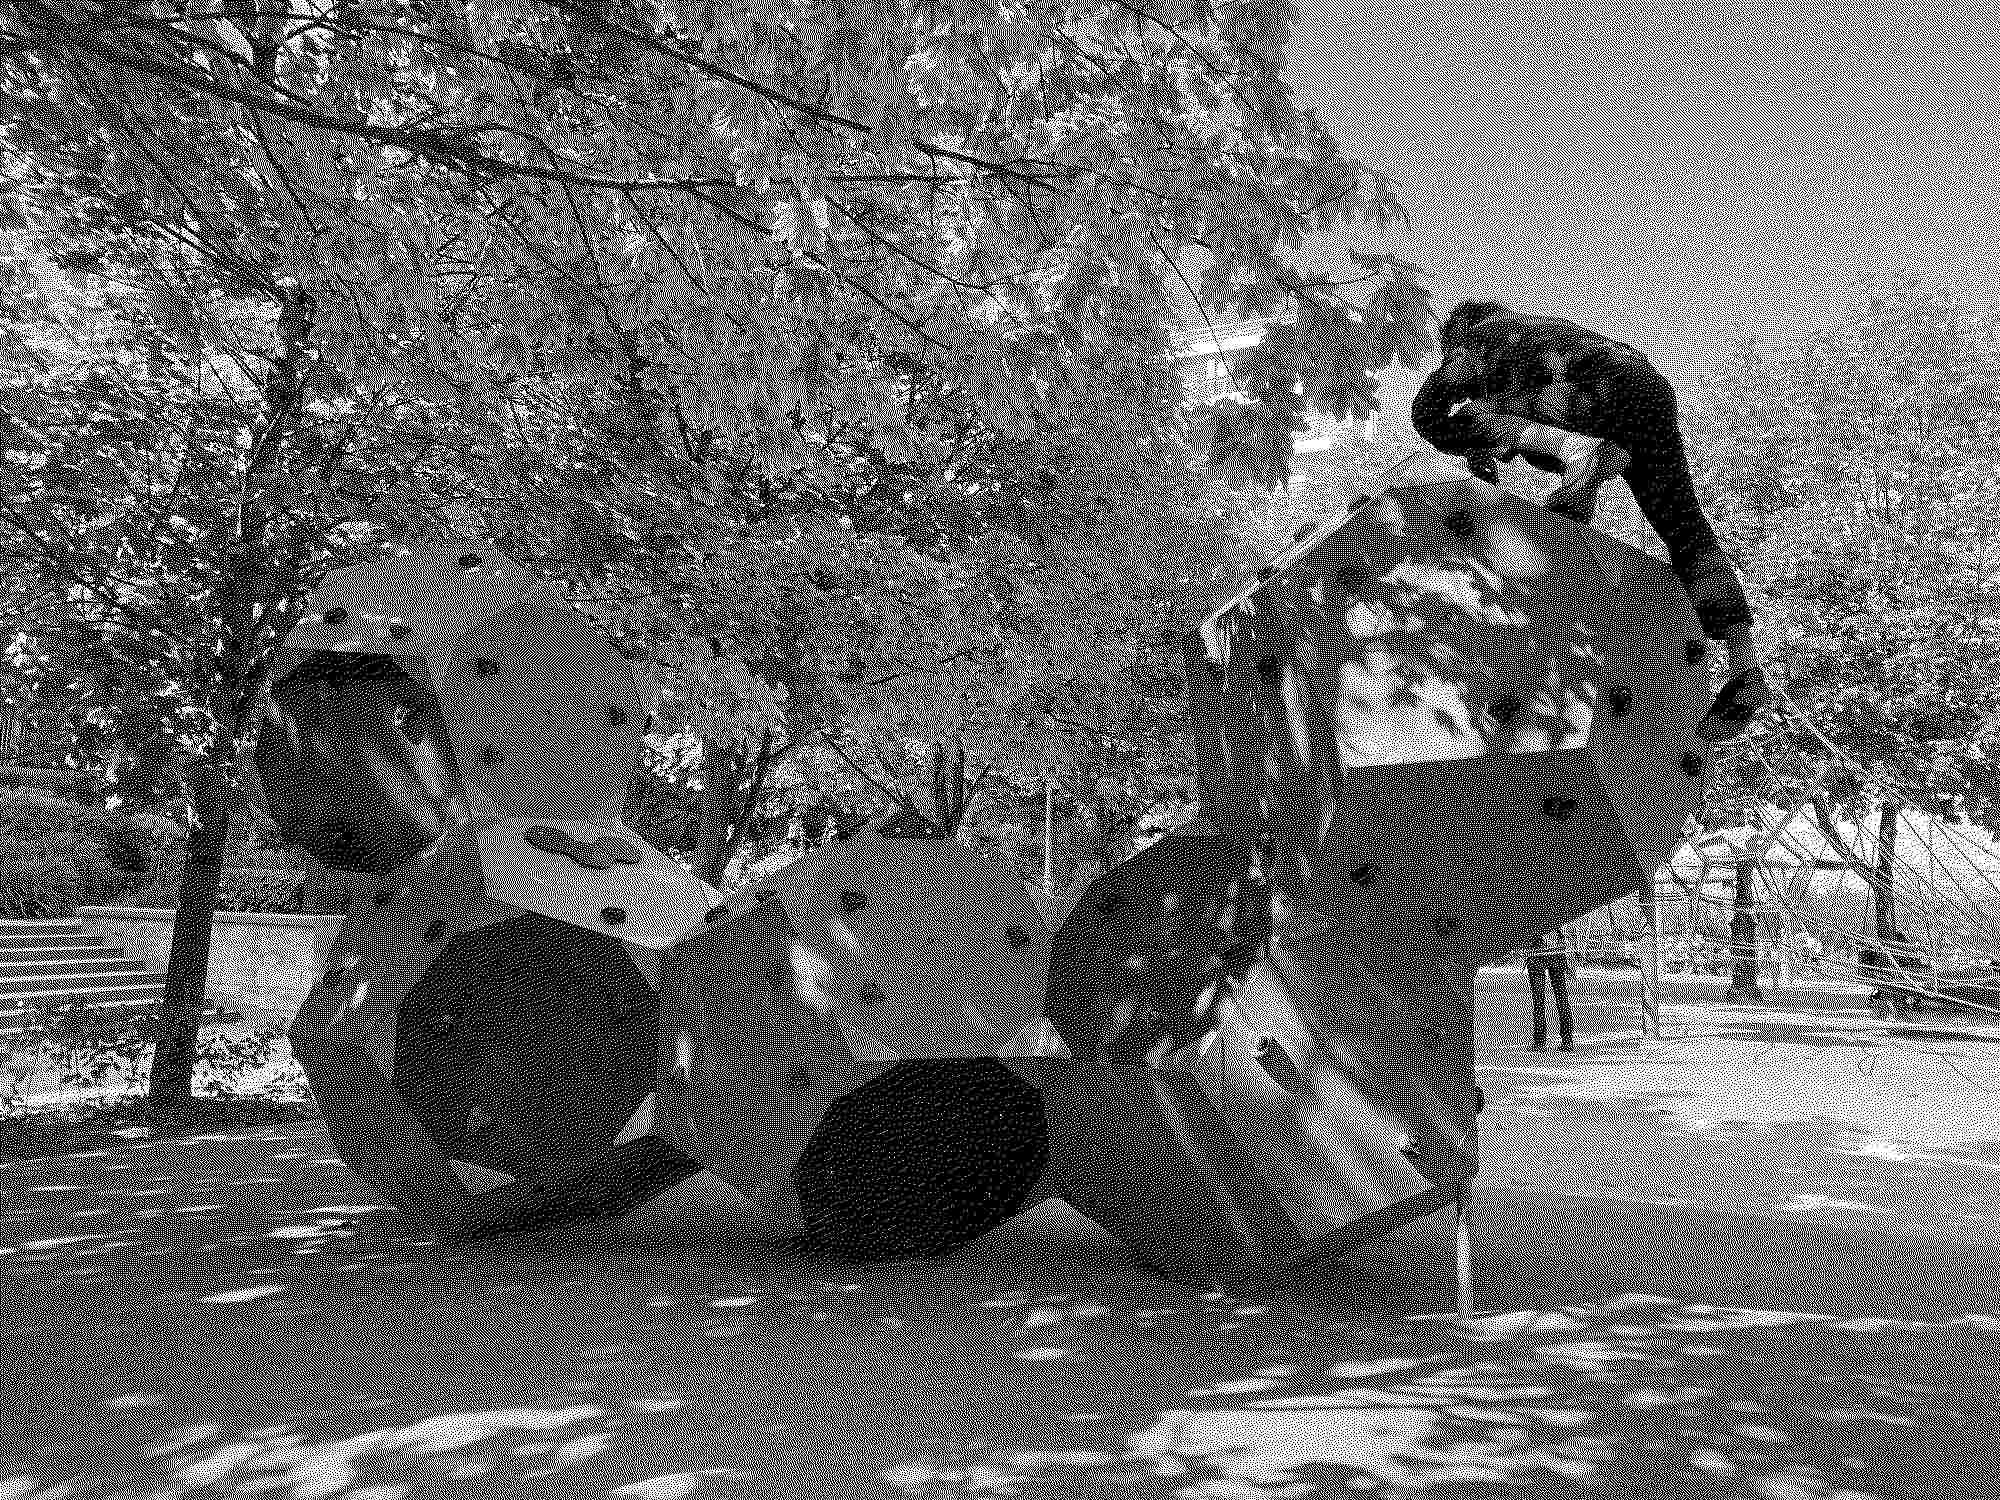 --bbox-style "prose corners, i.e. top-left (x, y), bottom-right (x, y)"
top-left (1502, 416), bottom-right (1630, 523)
top-left (1529, 967), bottom-right (1549, 1047)
top-left (1552, 972), bottom-right (1574, 1049)
top-left (1599, 359), bottom-right (1768, 740)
